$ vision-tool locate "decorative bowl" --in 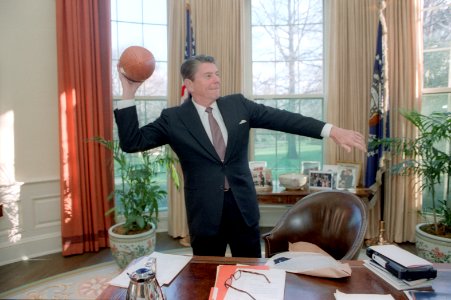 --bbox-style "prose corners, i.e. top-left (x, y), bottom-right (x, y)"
top-left (279, 173), bottom-right (308, 190)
